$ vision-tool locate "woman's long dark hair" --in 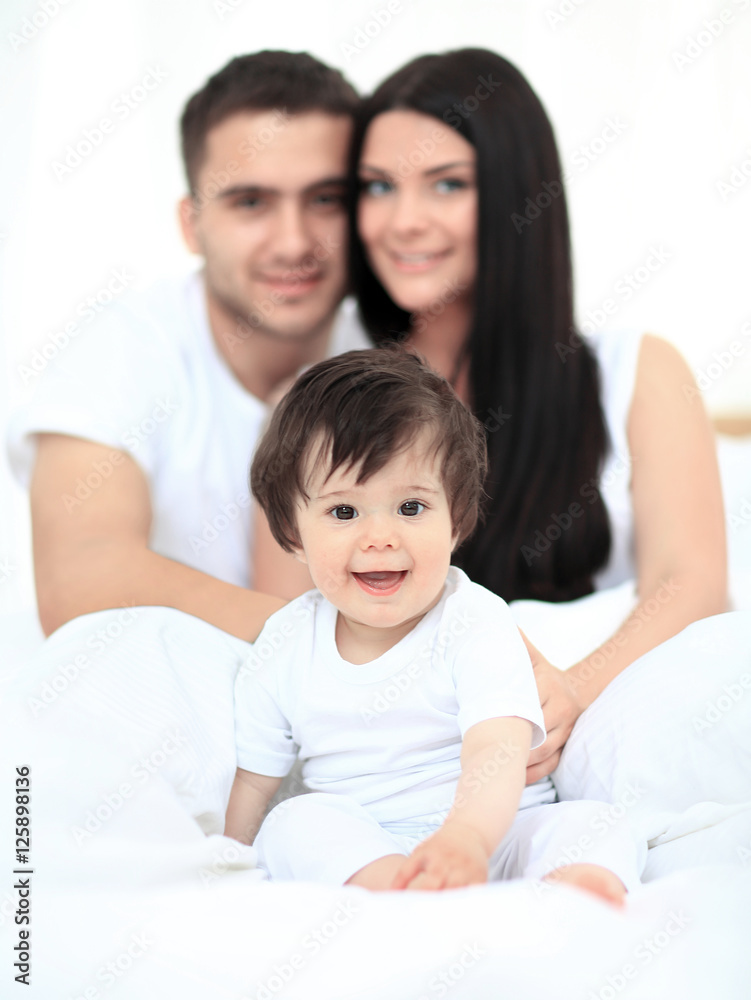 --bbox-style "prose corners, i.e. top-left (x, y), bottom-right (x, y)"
top-left (349, 49), bottom-right (611, 602)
